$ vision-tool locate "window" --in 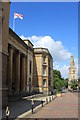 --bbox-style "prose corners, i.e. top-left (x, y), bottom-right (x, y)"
top-left (43, 56), bottom-right (45, 63)
top-left (43, 79), bottom-right (46, 86)
top-left (29, 60), bottom-right (32, 74)
top-left (43, 67), bottom-right (46, 76)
